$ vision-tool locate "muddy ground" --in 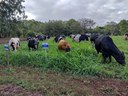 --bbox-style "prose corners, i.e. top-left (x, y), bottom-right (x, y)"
top-left (0, 65), bottom-right (128, 96)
